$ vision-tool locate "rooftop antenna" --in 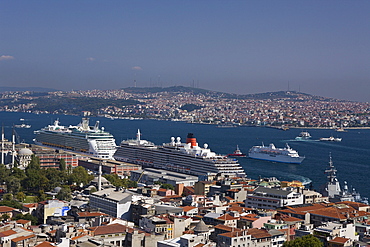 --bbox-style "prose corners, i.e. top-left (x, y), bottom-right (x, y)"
top-left (288, 81), bottom-right (290, 92)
